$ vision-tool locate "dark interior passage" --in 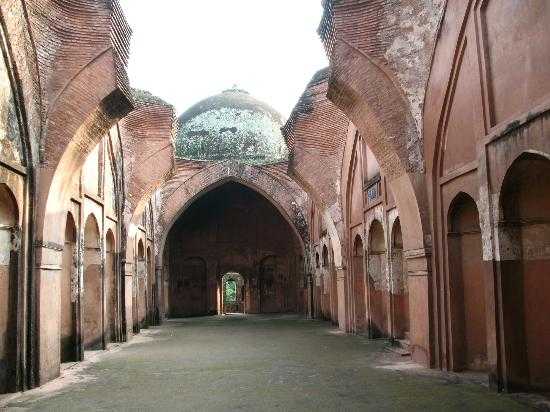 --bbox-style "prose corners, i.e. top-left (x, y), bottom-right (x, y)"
top-left (390, 219), bottom-right (409, 341)
top-left (447, 193), bottom-right (487, 372)
top-left (60, 213), bottom-right (77, 362)
top-left (83, 215), bottom-right (103, 351)
top-left (167, 182), bottom-right (304, 317)
top-left (500, 153), bottom-right (550, 391)
top-left (352, 235), bottom-right (367, 333)
top-left (368, 220), bottom-right (389, 338)
top-left (0, 185), bottom-right (18, 393)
